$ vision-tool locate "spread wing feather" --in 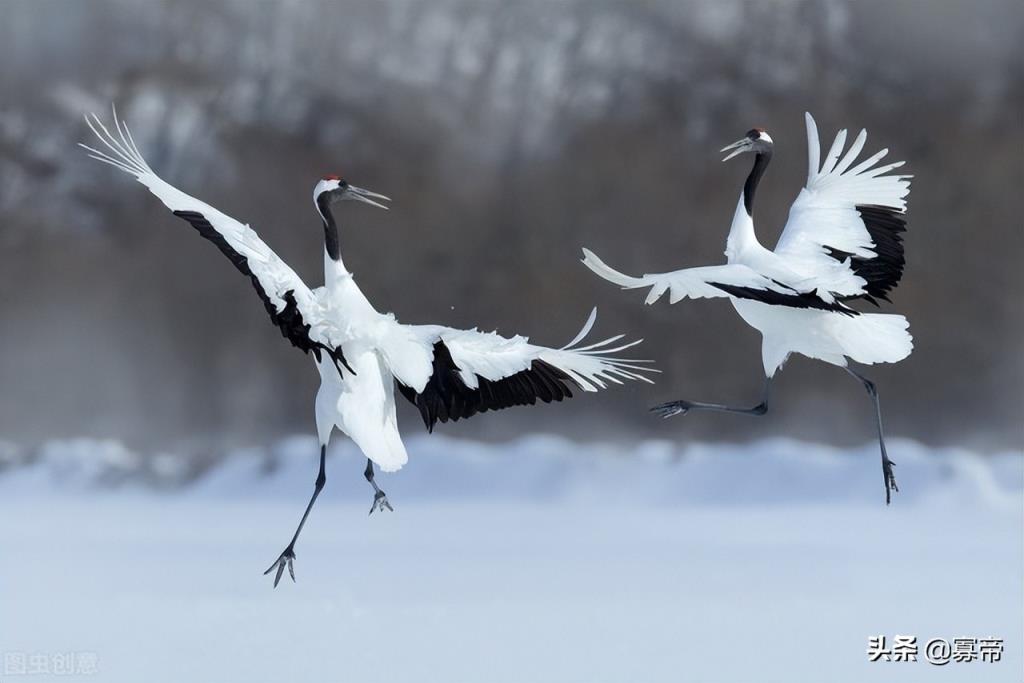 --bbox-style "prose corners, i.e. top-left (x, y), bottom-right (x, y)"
top-left (80, 108), bottom-right (352, 373)
top-left (393, 308), bottom-right (656, 431)
top-left (774, 113), bottom-right (911, 302)
top-left (580, 248), bottom-right (854, 314)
